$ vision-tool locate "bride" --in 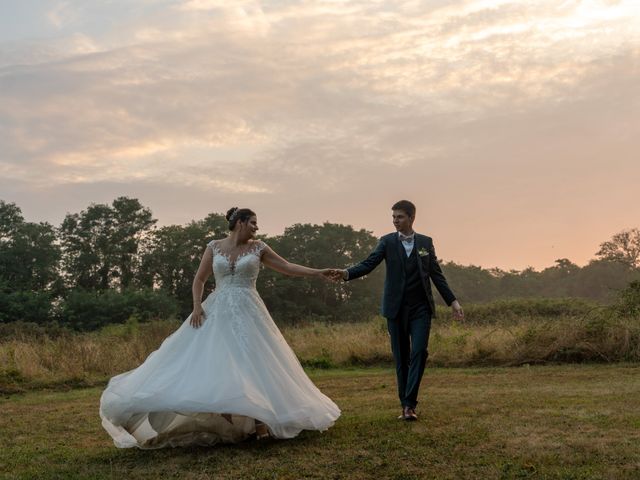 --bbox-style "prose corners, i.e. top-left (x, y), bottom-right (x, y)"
top-left (100, 207), bottom-right (341, 448)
